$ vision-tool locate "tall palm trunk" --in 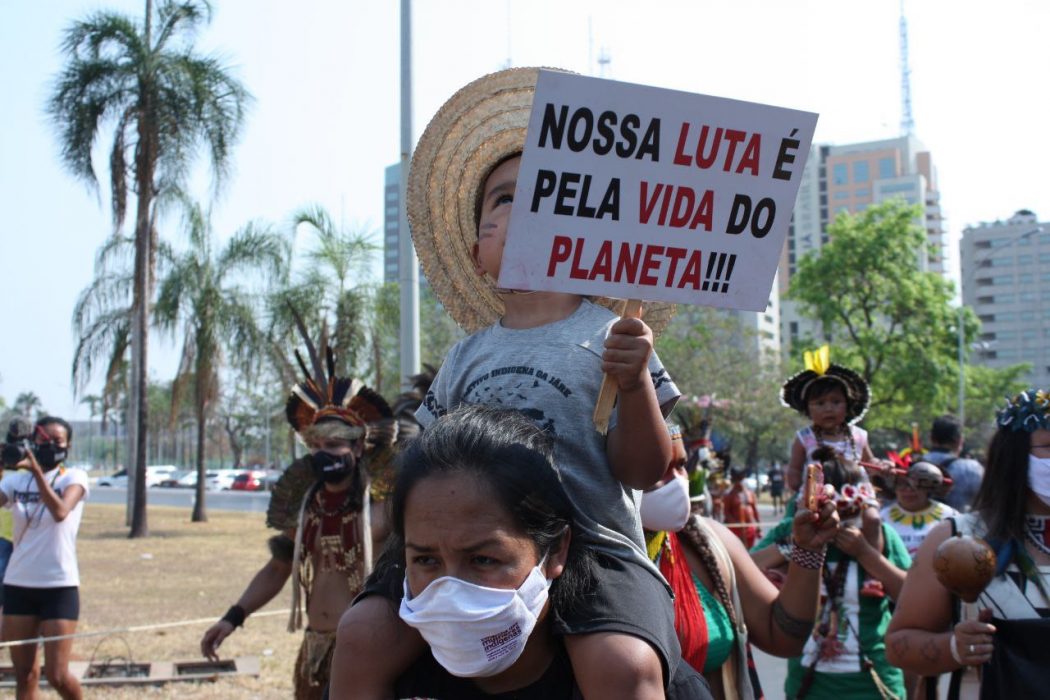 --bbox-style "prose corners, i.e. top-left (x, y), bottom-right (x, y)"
top-left (128, 0), bottom-right (155, 538)
top-left (192, 400), bottom-right (208, 522)
top-left (129, 148), bottom-right (154, 538)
